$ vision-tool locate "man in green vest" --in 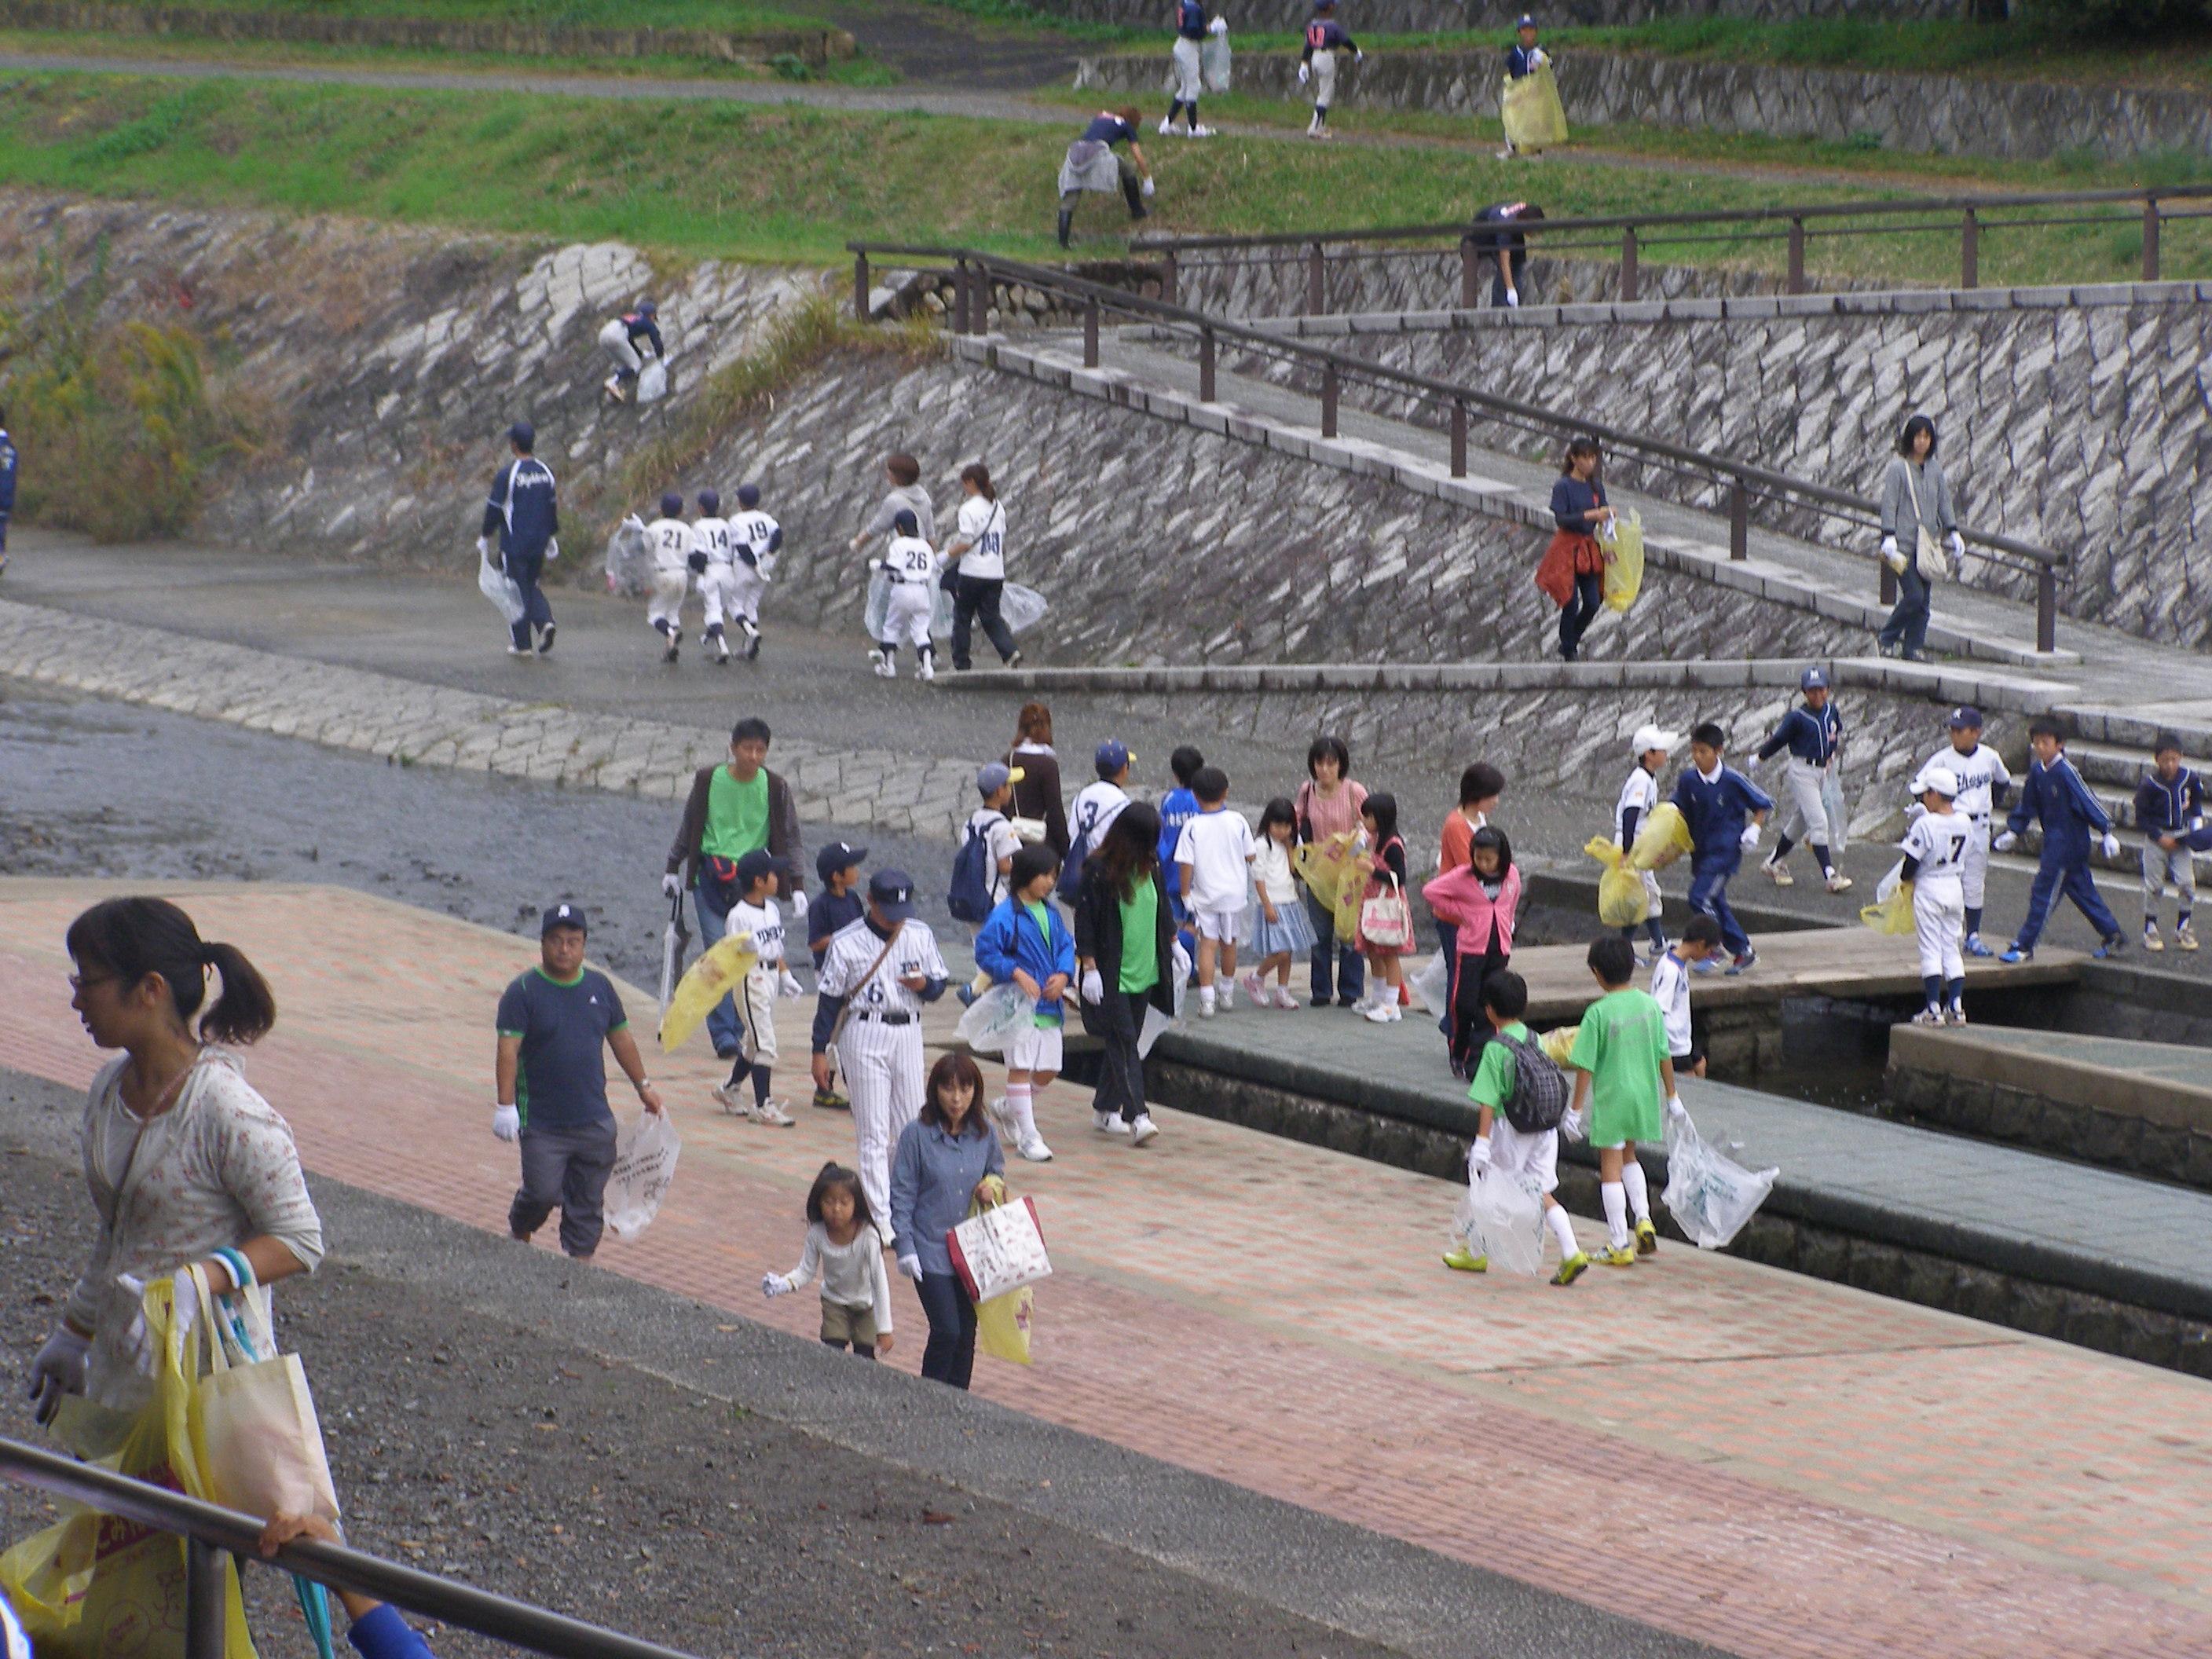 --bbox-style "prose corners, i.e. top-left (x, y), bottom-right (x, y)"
top-left (664, 716), bottom-right (807, 1058)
